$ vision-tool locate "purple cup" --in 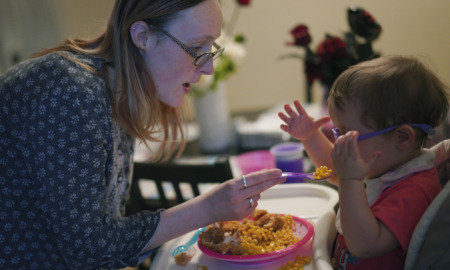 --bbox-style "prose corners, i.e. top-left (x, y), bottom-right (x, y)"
top-left (269, 142), bottom-right (304, 183)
